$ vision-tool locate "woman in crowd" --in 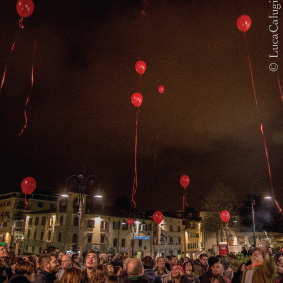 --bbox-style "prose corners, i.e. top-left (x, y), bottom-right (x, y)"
top-left (7, 261), bottom-right (35, 283)
top-left (168, 265), bottom-right (192, 283)
top-left (91, 264), bottom-right (108, 283)
top-left (183, 261), bottom-right (199, 283)
top-left (210, 275), bottom-right (226, 283)
top-left (106, 262), bottom-right (116, 276)
top-left (232, 263), bottom-right (246, 283)
top-left (57, 267), bottom-right (82, 283)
